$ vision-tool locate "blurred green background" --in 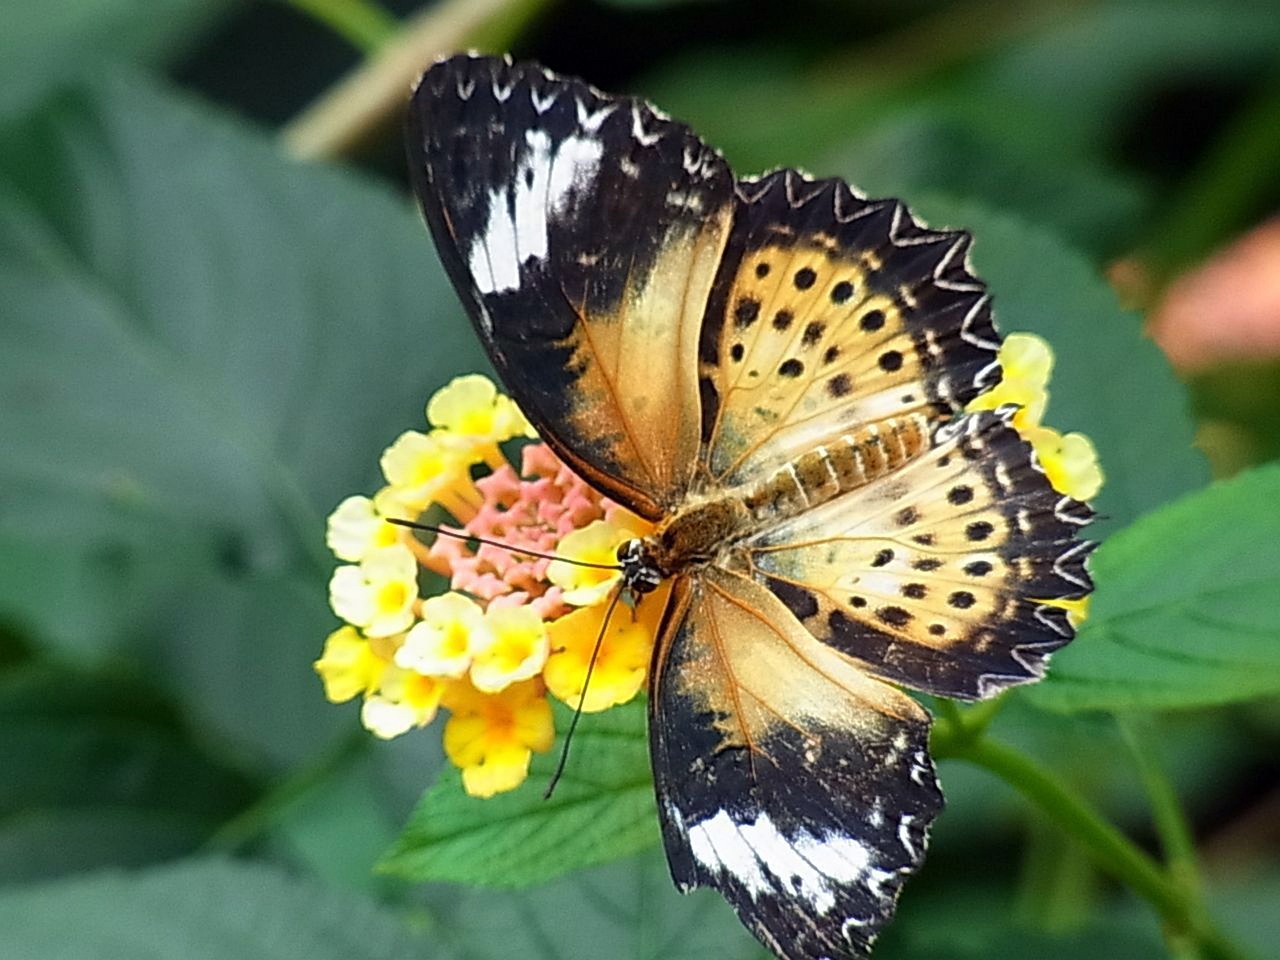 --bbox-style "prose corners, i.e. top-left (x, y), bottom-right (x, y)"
top-left (2, 1), bottom-right (1278, 958)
